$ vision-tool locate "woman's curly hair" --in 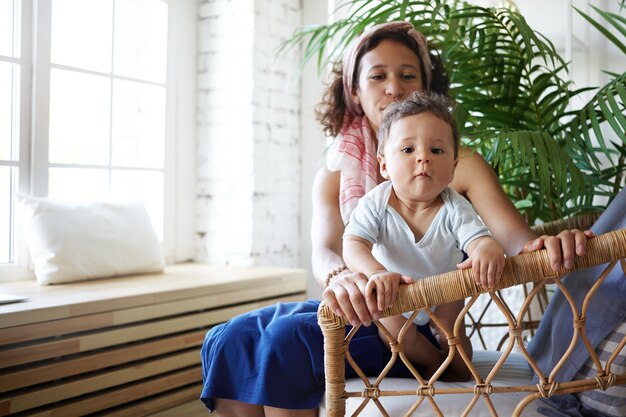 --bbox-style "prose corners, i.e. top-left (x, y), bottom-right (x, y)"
top-left (315, 34), bottom-right (449, 138)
